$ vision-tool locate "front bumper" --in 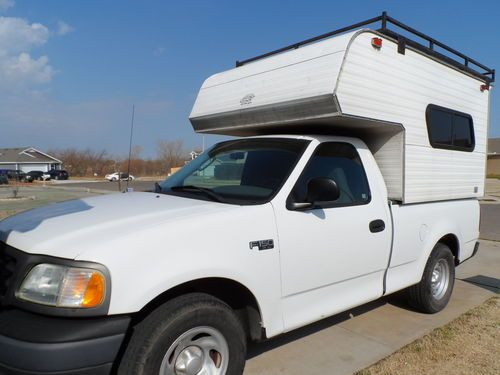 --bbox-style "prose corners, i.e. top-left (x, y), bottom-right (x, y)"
top-left (0, 309), bottom-right (130, 375)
